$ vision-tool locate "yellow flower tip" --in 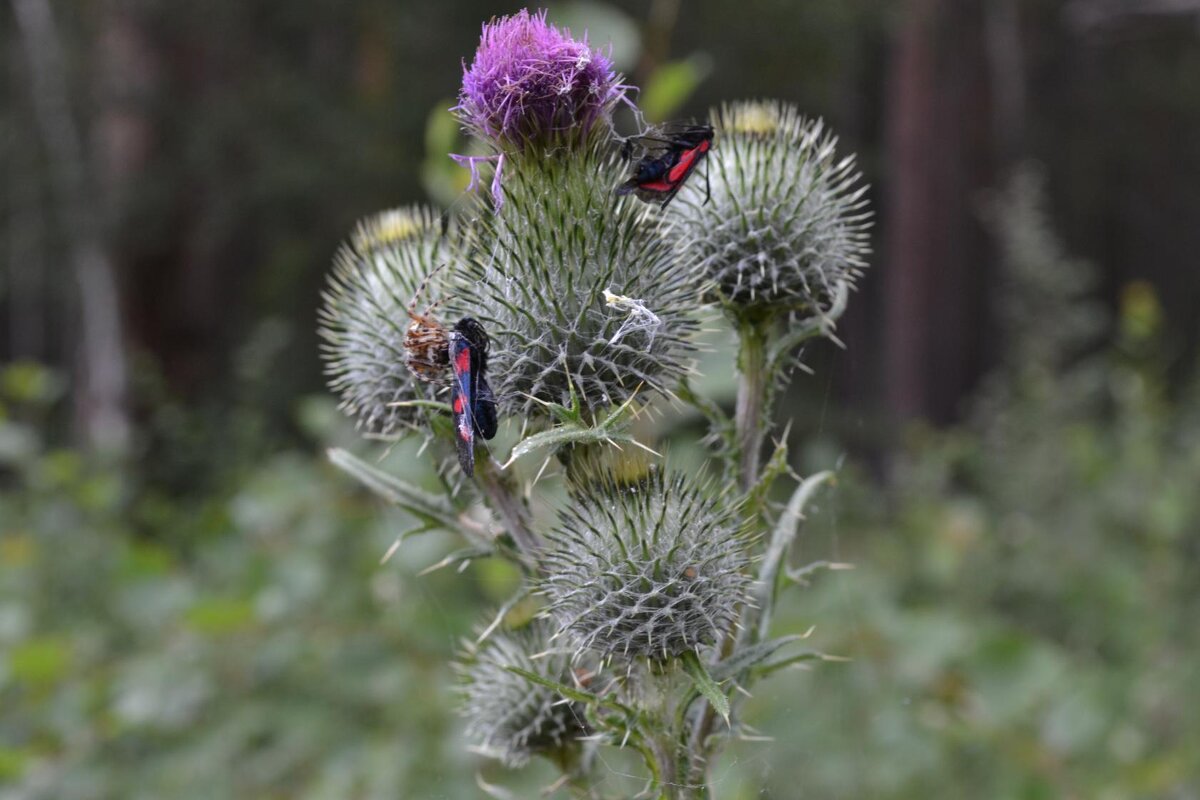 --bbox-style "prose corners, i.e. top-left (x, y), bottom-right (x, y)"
top-left (351, 208), bottom-right (432, 252)
top-left (720, 100), bottom-right (784, 137)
